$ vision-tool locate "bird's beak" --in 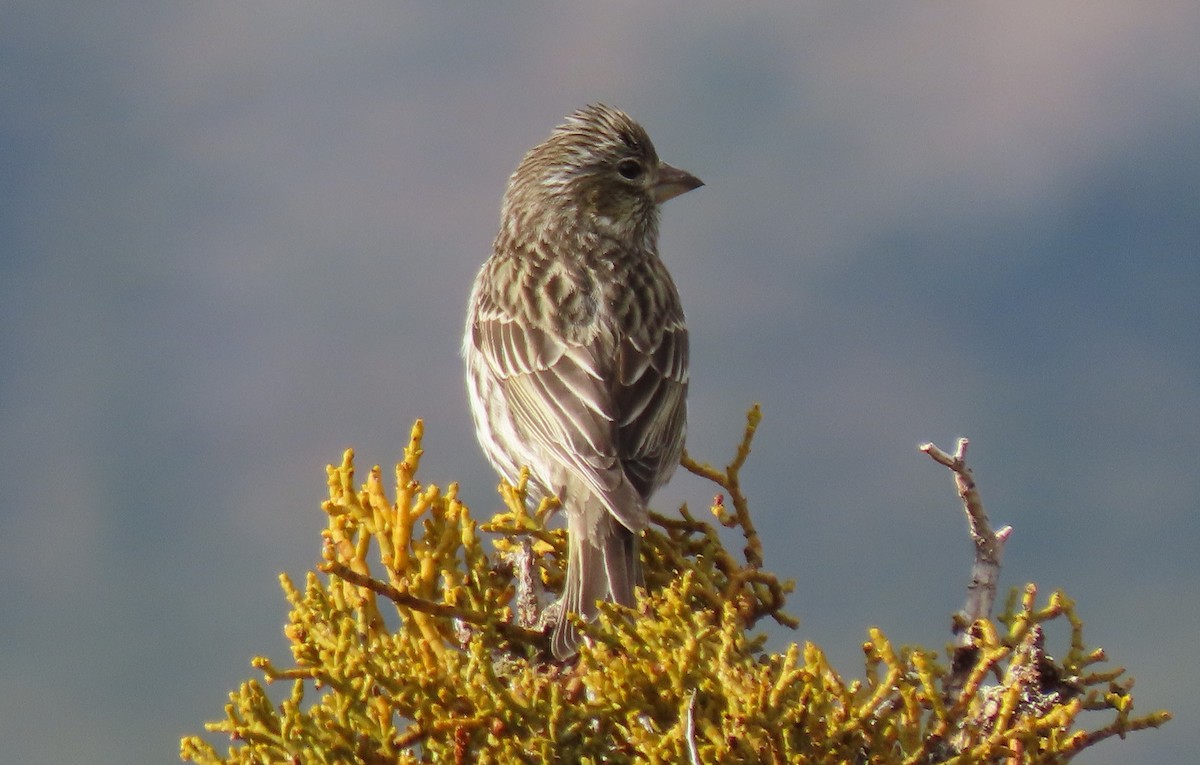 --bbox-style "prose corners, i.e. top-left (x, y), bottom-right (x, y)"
top-left (652, 162), bottom-right (704, 203)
